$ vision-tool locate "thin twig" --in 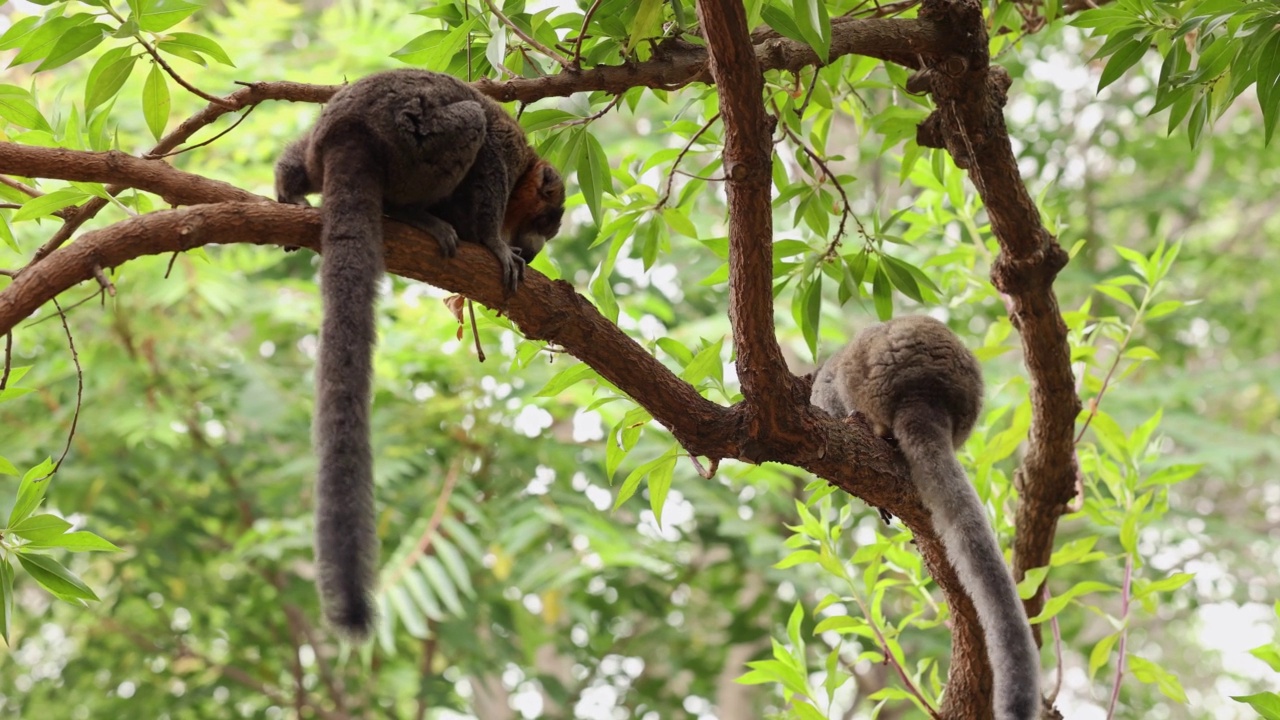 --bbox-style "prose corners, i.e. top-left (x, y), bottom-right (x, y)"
top-left (21, 288), bottom-right (104, 328)
top-left (549, 94), bottom-right (622, 130)
top-left (1049, 584), bottom-right (1065, 703)
top-left (164, 251), bottom-right (181, 279)
top-left (672, 169), bottom-right (724, 181)
top-left (1104, 555), bottom-right (1133, 720)
top-left (383, 460), bottom-right (462, 589)
top-left (657, 112), bottom-right (720, 209)
top-left (467, 298), bottom-right (485, 362)
top-left (136, 37), bottom-right (234, 108)
top-left (572, 0), bottom-right (605, 68)
top-left (92, 265), bottom-right (116, 296)
top-left (44, 296), bottom-right (84, 477)
top-left (1, 331), bottom-right (11, 389)
top-left (774, 104), bottom-right (853, 252)
top-left (284, 603), bottom-right (348, 714)
top-left (414, 635), bottom-right (439, 720)
top-left (688, 455), bottom-right (719, 479)
top-left (482, 0), bottom-right (572, 69)
top-left (846, 587), bottom-right (940, 718)
top-left (795, 68), bottom-right (820, 117)
top-left (146, 104), bottom-right (257, 159)
top-left (0, 175), bottom-right (41, 198)
top-left (1075, 294), bottom-right (1150, 443)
